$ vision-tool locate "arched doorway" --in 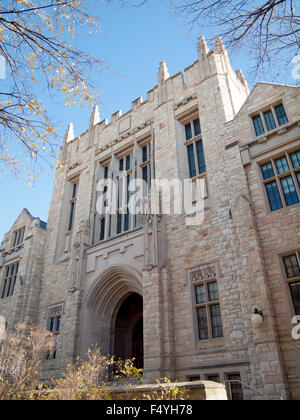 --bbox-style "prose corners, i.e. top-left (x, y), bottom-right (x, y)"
top-left (113, 292), bottom-right (143, 369)
top-left (82, 265), bottom-right (144, 367)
